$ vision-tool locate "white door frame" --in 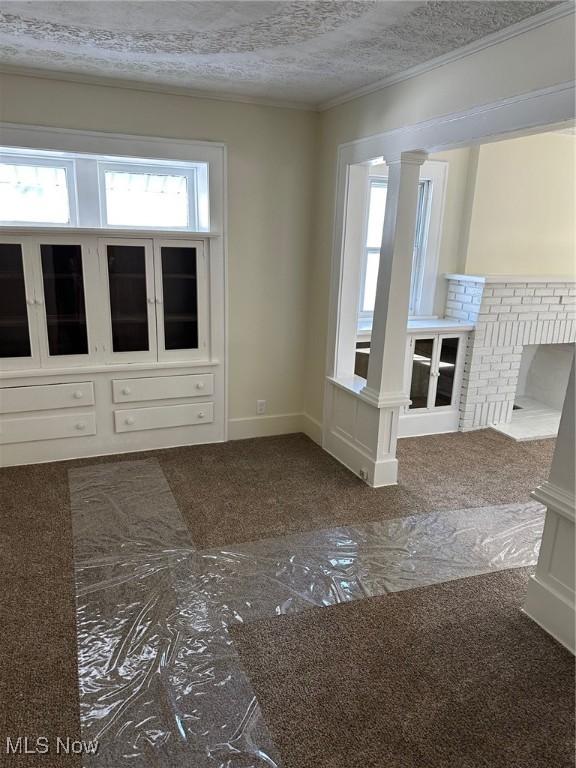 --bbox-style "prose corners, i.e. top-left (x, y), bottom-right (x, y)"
top-left (324, 81), bottom-right (575, 458)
